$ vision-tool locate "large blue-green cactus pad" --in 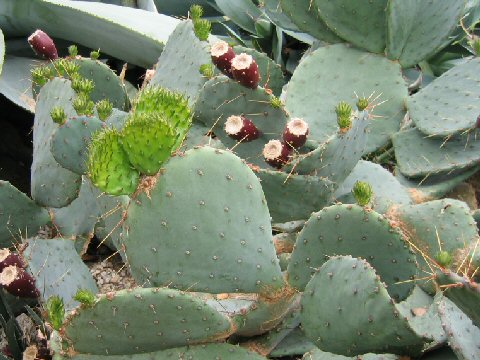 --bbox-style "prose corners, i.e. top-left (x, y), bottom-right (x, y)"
top-left (31, 78), bottom-right (82, 207)
top-left (123, 147), bottom-right (284, 293)
top-left (393, 128), bottom-right (480, 178)
top-left (150, 20), bottom-right (210, 105)
top-left (287, 204), bottom-right (417, 301)
top-left (0, 181), bottom-right (50, 247)
top-left (315, 0), bottom-right (387, 53)
top-left (61, 287), bottom-right (234, 355)
top-left (285, 44), bottom-right (407, 153)
top-left (386, 0), bottom-right (465, 68)
top-left (408, 58), bottom-right (480, 137)
top-left (194, 76), bottom-right (288, 167)
top-left (279, 0), bottom-right (341, 43)
top-left (300, 256), bottom-right (424, 356)
top-left (23, 238), bottom-right (98, 311)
